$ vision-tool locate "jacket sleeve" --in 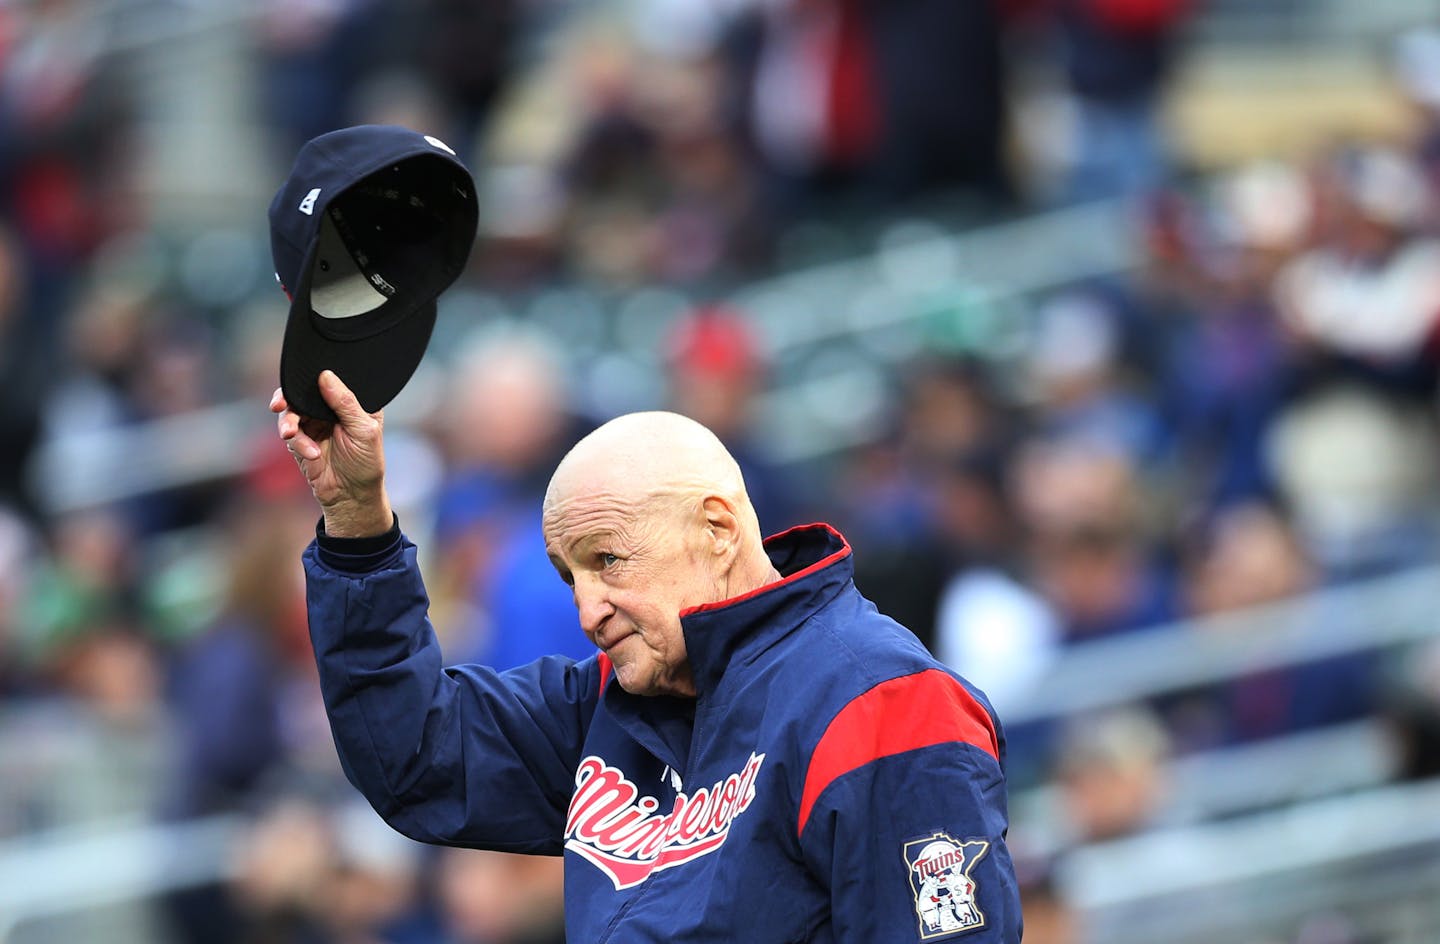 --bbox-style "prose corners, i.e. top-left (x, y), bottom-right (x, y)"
top-left (796, 669), bottom-right (1021, 942)
top-left (303, 533), bottom-right (599, 854)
